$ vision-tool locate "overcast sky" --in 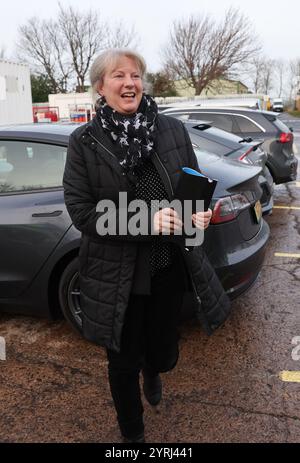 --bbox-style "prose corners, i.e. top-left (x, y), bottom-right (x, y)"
top-left (1, 0), bottom-right (299, 73)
